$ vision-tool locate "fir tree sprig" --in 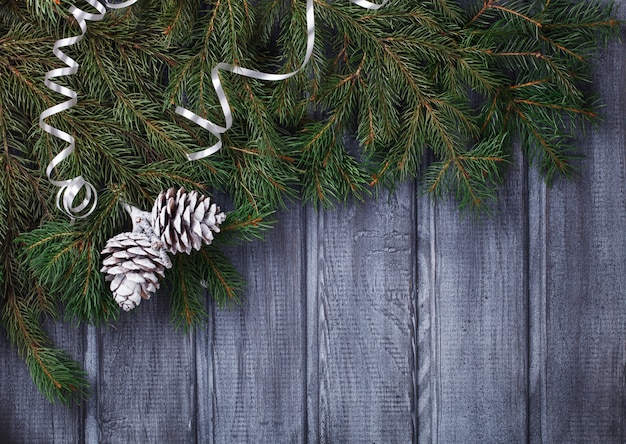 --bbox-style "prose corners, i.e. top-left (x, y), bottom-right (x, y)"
top-left (0, 254), bottom-right (81, 406)
top-left (2, 291), bottom-right (90, 405)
